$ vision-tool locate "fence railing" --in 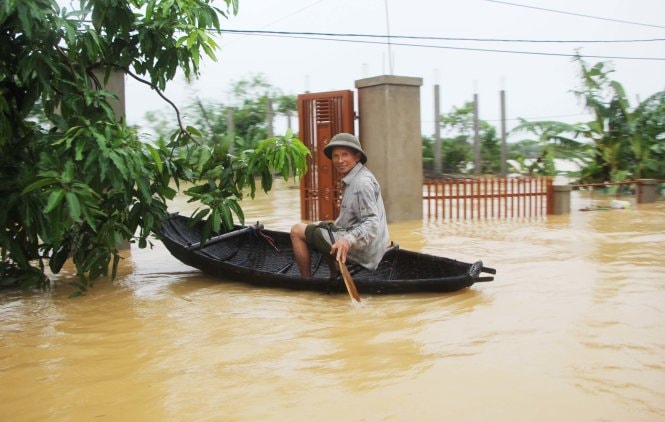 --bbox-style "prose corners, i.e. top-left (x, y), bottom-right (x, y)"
top-left (423, 176), bottom-right (553, 220)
